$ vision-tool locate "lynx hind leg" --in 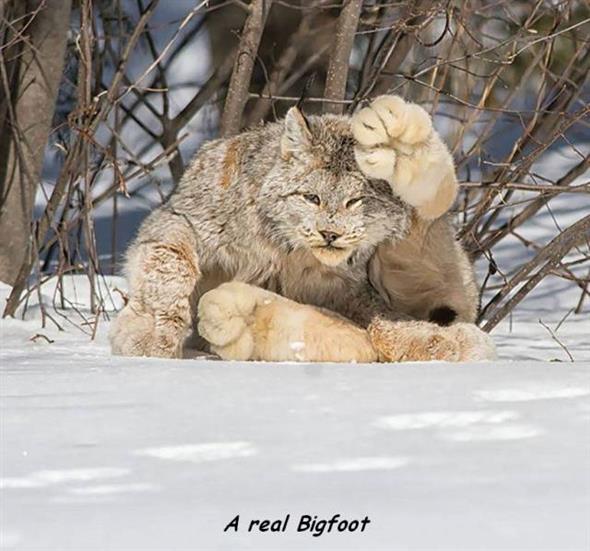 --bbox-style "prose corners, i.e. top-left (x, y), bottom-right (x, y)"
top-left (370, 216), bottom-right (479, 325)
top-left (198, 282), bottom-right (377, 363)
top-left (110, 240), bottom-right (200, 358)
top-left (352, 95), bottom-right (457, 220)
top-left (368, 318), bottom-right (497, 362)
